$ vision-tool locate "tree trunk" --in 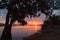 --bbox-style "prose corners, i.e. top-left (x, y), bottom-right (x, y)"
top-left (0, 13), bottom-right (12, 40)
